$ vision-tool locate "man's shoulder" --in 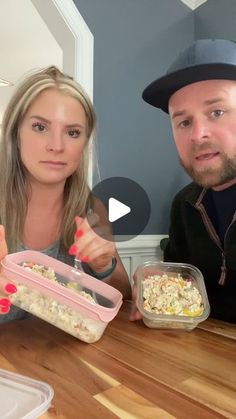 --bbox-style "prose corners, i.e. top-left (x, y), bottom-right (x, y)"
top-left (173, 182), bottom-right (202, 204)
